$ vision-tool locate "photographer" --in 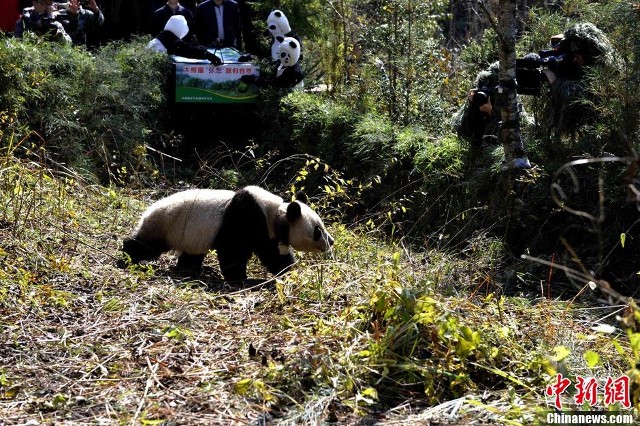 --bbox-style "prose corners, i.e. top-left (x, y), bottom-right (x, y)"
top-left (54, 0), bottom-right (104, 48)
top-left (15, 0), bottom-right (72, 43)
top-left (540, 23), bottom-right (613, 135)
top-left (453, 61), bottom-right (501, 148)
top-left (453, 23), bottom-right (613, 153)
